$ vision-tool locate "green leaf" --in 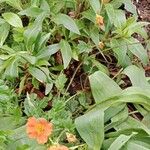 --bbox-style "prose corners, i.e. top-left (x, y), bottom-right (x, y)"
top-left (45, 83), bottom-right (53, 95)
top-left (82, 9), bottom-right (95, 23)
top-left (4, 57), bottom-right (18, 78)
top-left (54, 13), bottom-right (80, 34)
top-left (105, 4), bottom-right (115, 24)
top-left (90, 26), bottom-right (100, 46)
top-left (123, 65), bottom-right (150, 89)
top-left (105, 4), bottom-right (126, 28)
top-left (123, 0), bottom-right (137, 15)
top-left (108, 134), bottom-right (134, 150)
top-left (111, 39), bottom-right (128, 67)
top-left (2, 13), bottom-right (23, 28)
top-left (34, 33), bottom-right (51, 52)
top-left (28, 67), bottom-right (47, 83)
top-left (125, 38), bottom-right (148, 65)
top-left (89, 0), bottom-right (101, 14)
top-left (0, 23), bottom-right (10, 46)
top-left (125, 141), bottom-right (150, 150)
top-left (75, 109), bottom-right (104, 150)
top-left (24, 13), bottom-right (46, 51)
top-left (19, 7), bottom-right (43, 17)
top-left (1, 0), bottom-right (22, 10)
top-left (37, 43), bottom-right (60, 59)
top-left (60, 40), bottom-right (72, 69)
top-left (55, 73), bottom-right (67, 92)
top-left (89, 71), bottom-right (122, 102)
top-left (40, 0), bottom-right (50, 14)
top-left (77, 41), bottom-right (92, 53)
